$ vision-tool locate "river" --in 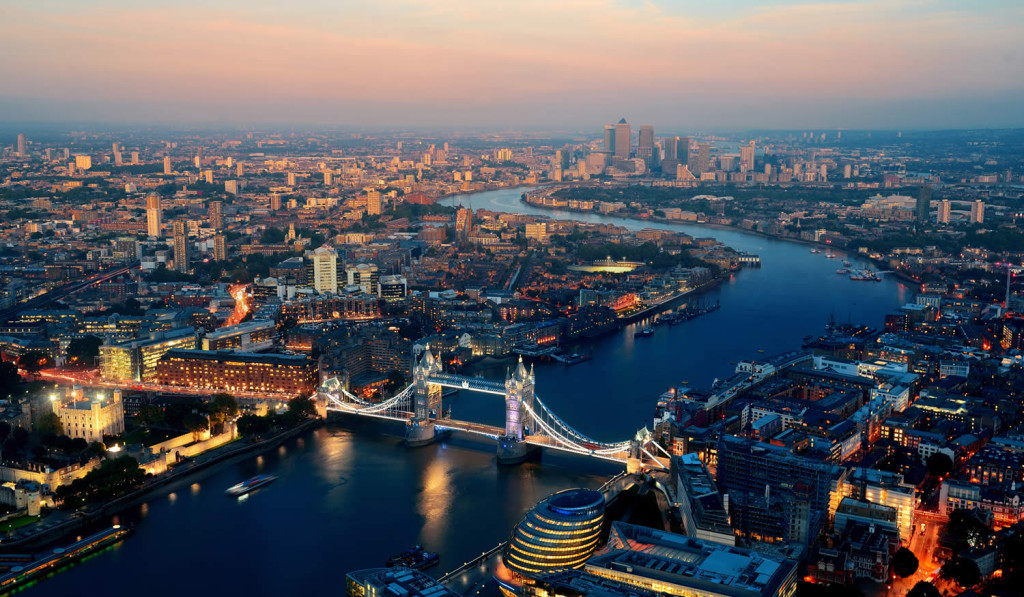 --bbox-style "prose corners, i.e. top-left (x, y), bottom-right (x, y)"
top-left (22, 187), bottom-right (911, 596)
